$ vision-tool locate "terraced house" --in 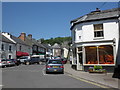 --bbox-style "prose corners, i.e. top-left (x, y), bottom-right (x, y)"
top-left (2, 32), bottom-right (31, 58)
top-left (0, 33), bottom-right (16, 59)
top-left (70, 8), bottom-right (120, 72)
